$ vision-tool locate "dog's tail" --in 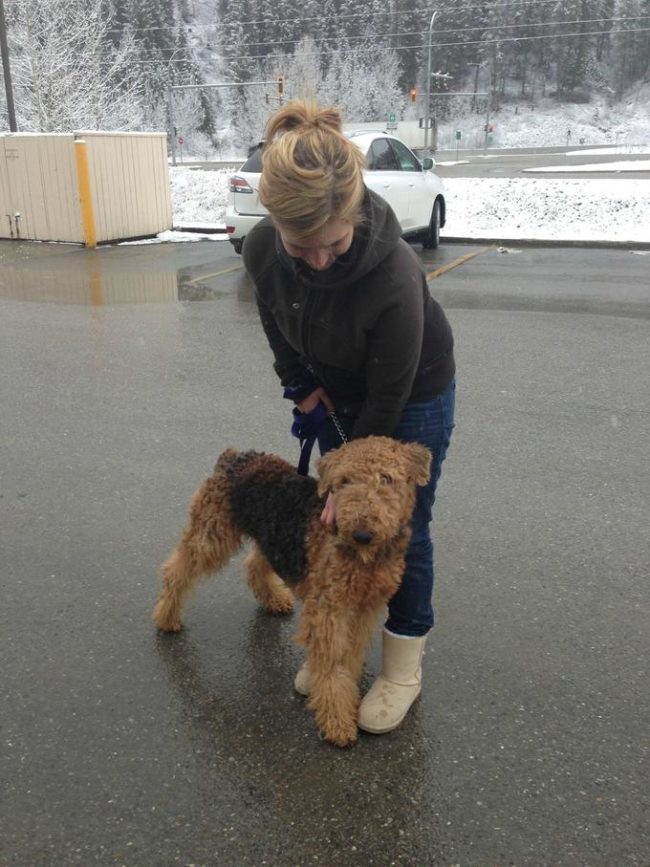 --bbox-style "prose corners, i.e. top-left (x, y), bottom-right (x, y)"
top-left (213, 447), bottom-right (240, 474)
